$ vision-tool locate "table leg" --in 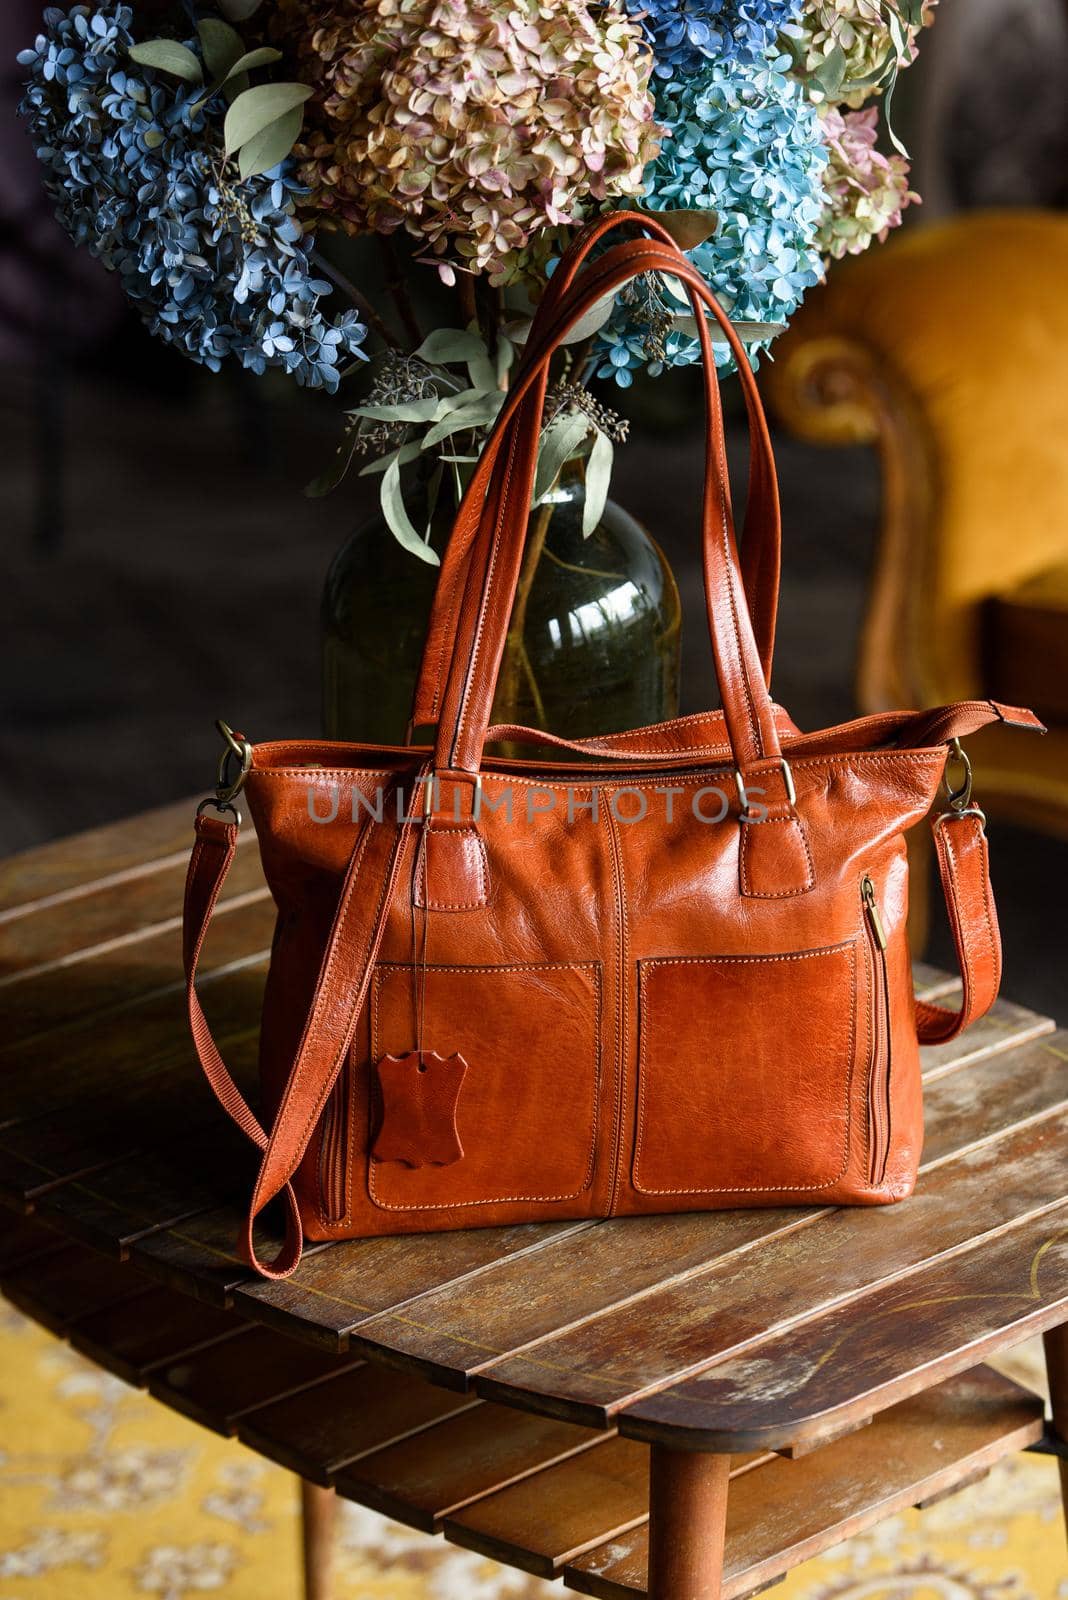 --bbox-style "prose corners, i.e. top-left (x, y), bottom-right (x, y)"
top-left (647, 1445), bottom-right (731, 1600)
top-left (1044, 1321), bottom-right (1068, 1550)
top-left (300, 1479), bottom-right (337, 1600)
